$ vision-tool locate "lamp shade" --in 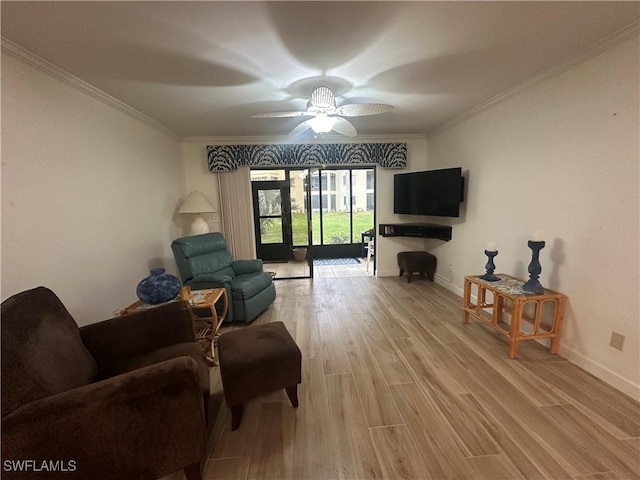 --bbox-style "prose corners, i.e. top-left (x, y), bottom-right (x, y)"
top-left (178, 190), bottom-right (216, 214)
